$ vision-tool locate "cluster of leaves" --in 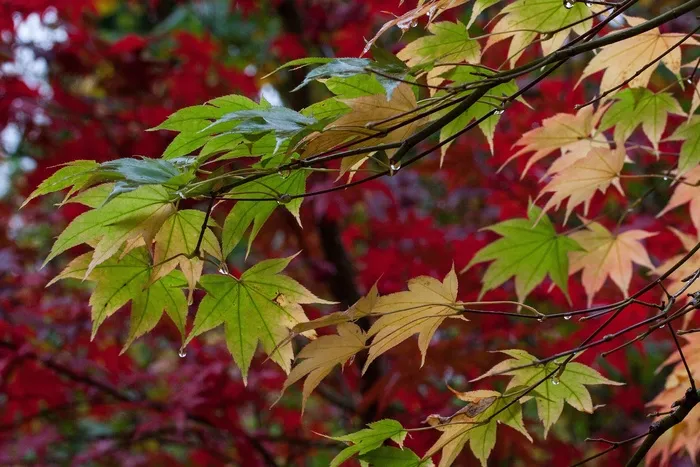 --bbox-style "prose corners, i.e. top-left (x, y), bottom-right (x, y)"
top-left (7, 0), bottom-right (700, 465)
